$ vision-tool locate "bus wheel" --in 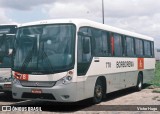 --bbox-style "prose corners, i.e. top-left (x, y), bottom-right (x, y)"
top-left (136, 73), bottom-right (143, 91)
top-left (93, 79), bottom-right (103, 104)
